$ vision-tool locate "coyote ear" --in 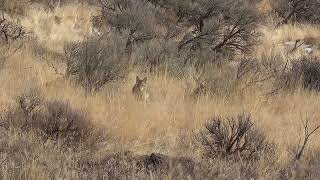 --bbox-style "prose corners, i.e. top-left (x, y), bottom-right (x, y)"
top-left (136, 76), bottom-right (140, 82)
top-left (143, 77), bottom-right (147, 82)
